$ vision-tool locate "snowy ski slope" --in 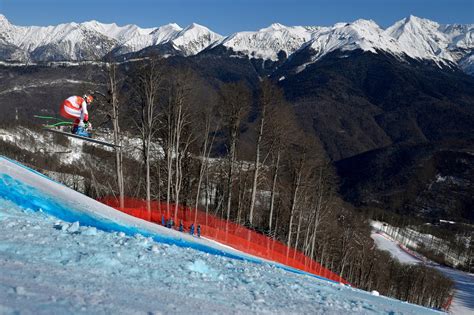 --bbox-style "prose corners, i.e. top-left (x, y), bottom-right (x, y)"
top-left (0, 156), bottom-right (442, 314)
top-left (371, 226), bottom-right (474, 315)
